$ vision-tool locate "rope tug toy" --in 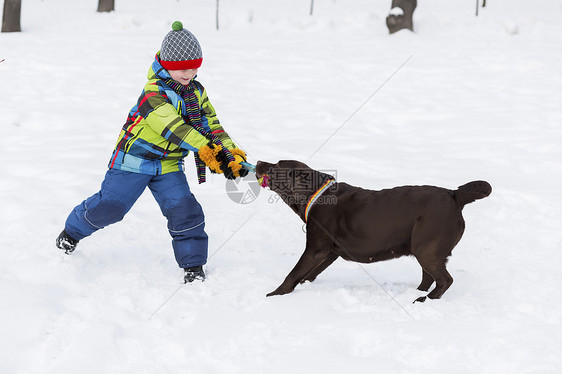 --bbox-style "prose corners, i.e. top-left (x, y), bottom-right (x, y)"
top-left (241, 162), bottom-right (269, 188)
top-left (240, 162), bottom-right (255, 173)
